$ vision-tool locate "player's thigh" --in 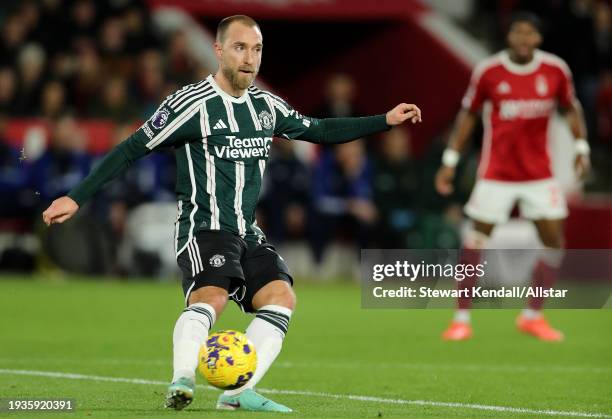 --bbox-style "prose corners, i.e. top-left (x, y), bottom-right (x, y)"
top-left (177, 231), bottom-right (247, 312)
top-left (464, 180), bottom-right (519, 225)
top-left (238, 242), bottom-right (294, 313)
top-left (519, 179), bottom-right (568, 228)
